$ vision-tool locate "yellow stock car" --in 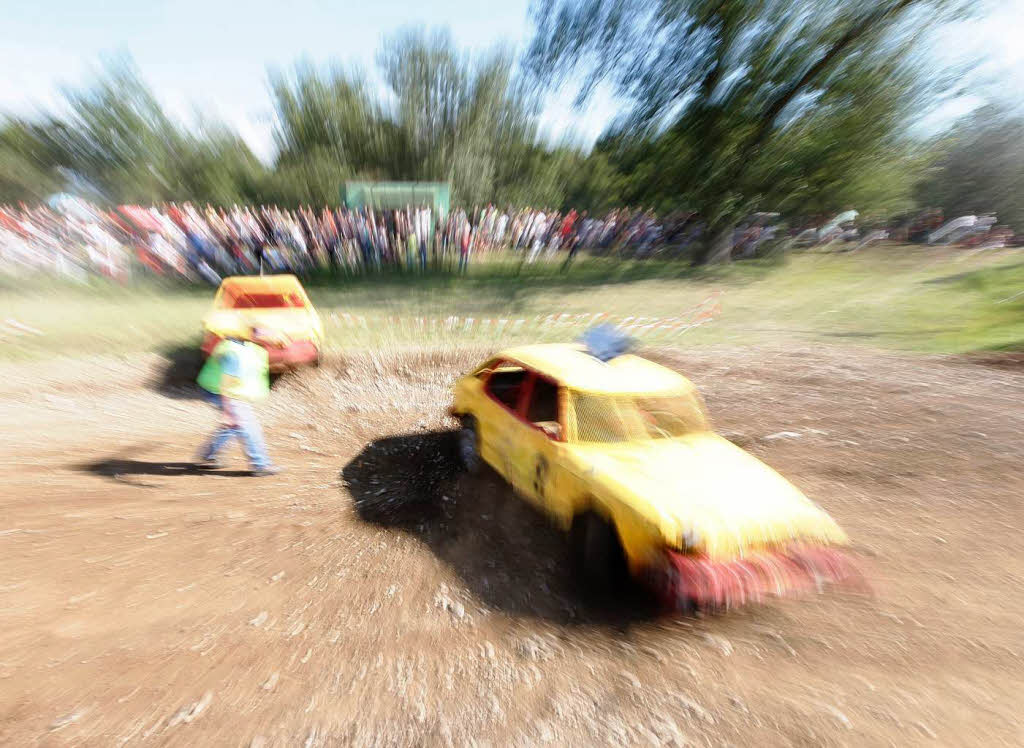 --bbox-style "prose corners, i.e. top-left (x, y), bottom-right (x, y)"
top-left (450, 343), bottom-right (856, 610)
top-left (201, 275), bottom-right (324, 371)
